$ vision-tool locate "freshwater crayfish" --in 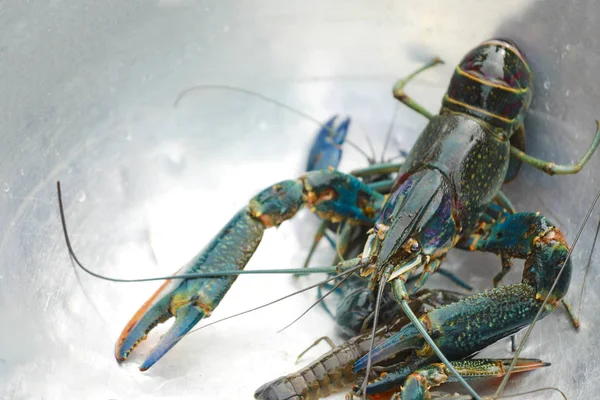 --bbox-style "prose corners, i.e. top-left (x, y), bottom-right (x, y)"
top-left (59, 38), bottom-right (600, 399)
